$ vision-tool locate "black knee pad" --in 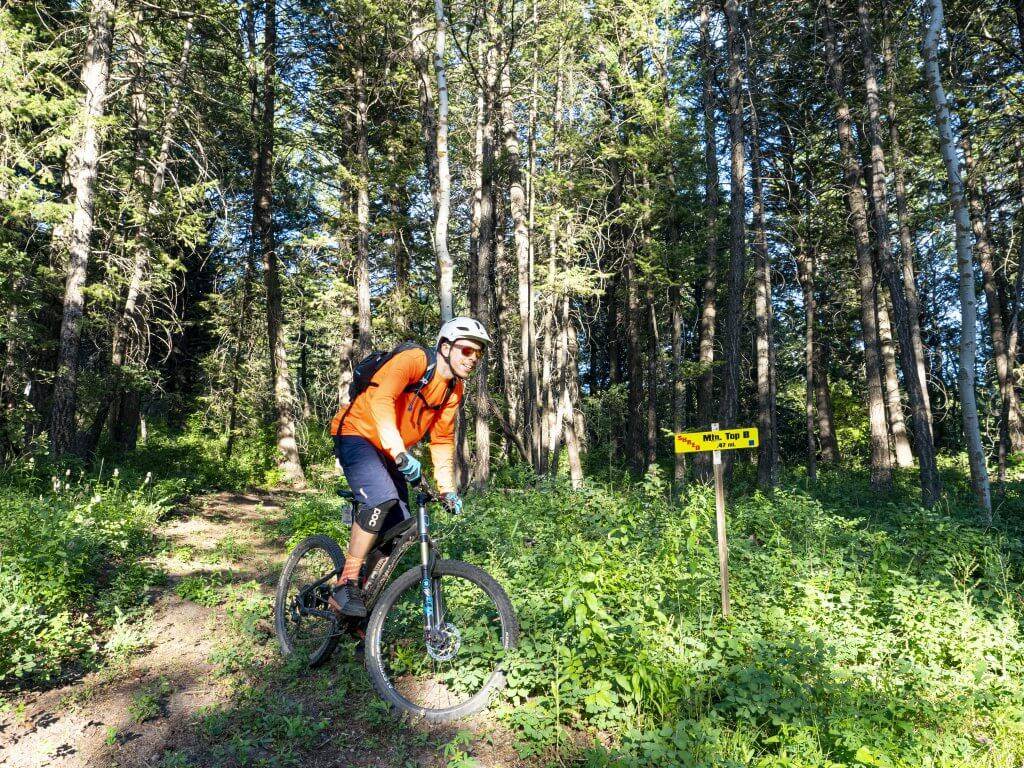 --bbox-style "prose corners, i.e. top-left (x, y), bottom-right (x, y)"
top-left (356, 498), bottom-right (399, 533)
